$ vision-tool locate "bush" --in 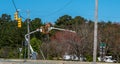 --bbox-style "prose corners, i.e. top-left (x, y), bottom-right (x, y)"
top-left (86, 55), bottom-right (93, 62)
